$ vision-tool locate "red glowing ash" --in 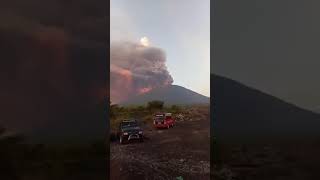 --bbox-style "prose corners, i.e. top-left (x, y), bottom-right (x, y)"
top-left (138, 87), bottom-right (152, 94)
